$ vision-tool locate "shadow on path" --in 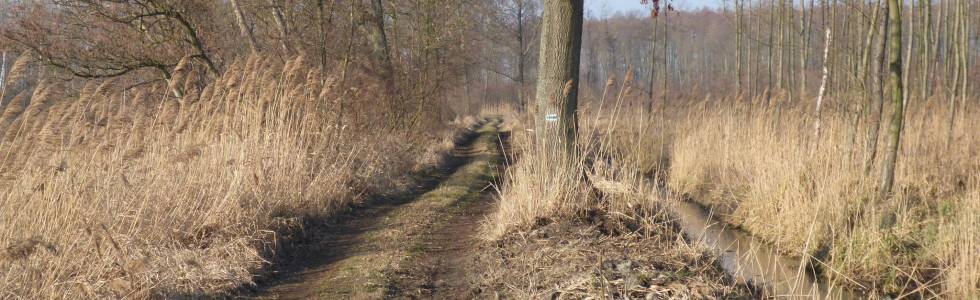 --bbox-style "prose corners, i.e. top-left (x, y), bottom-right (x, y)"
top-left (221, 118), bottom-right (504, 299)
